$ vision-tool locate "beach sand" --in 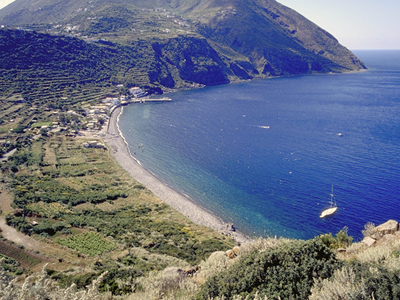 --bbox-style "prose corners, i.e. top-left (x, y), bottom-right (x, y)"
top-left (103, 106), bottom-right (250, 244)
